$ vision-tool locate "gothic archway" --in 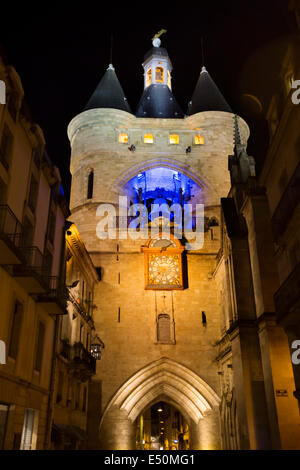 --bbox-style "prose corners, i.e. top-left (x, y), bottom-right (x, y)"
top-left (99, 357), bottom-right (221, 450)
